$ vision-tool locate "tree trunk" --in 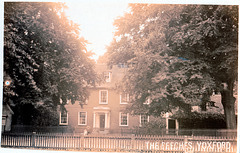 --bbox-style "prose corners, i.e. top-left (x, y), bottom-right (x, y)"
top-left (220, 82), bottom-right (237, 129)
